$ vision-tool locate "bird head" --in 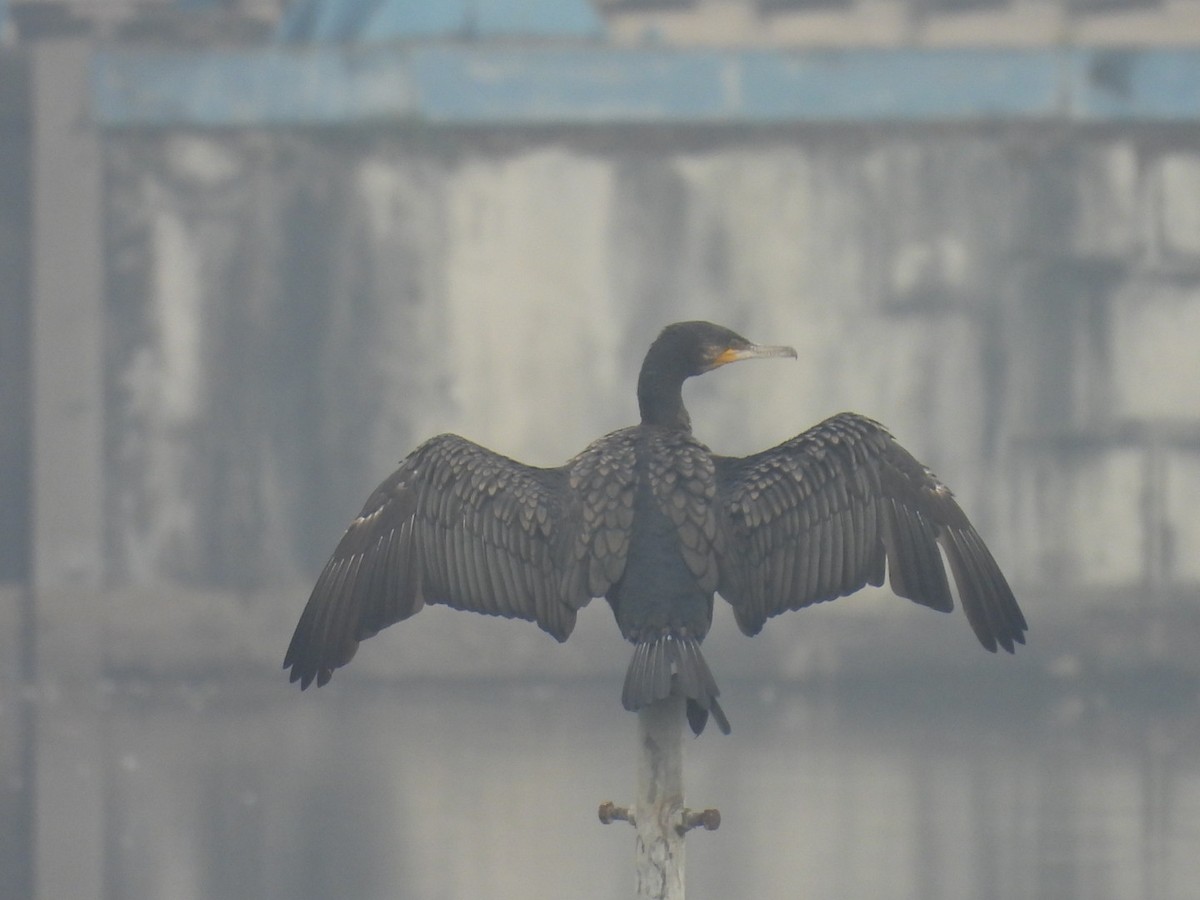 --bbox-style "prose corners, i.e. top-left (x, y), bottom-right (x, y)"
top-left (654, 321), bottom-right (798, 378)
top-left (638, 322), bottom-right (797, 429)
